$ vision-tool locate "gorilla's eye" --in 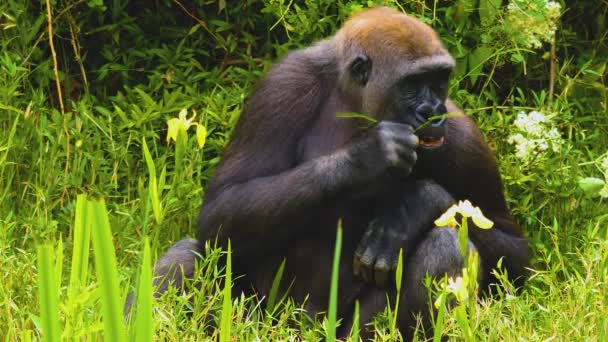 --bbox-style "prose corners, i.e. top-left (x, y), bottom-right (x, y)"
top-left (435, 80), bottom-right (449, 96)
top-left (350, 55), bottom-right (371, 86)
